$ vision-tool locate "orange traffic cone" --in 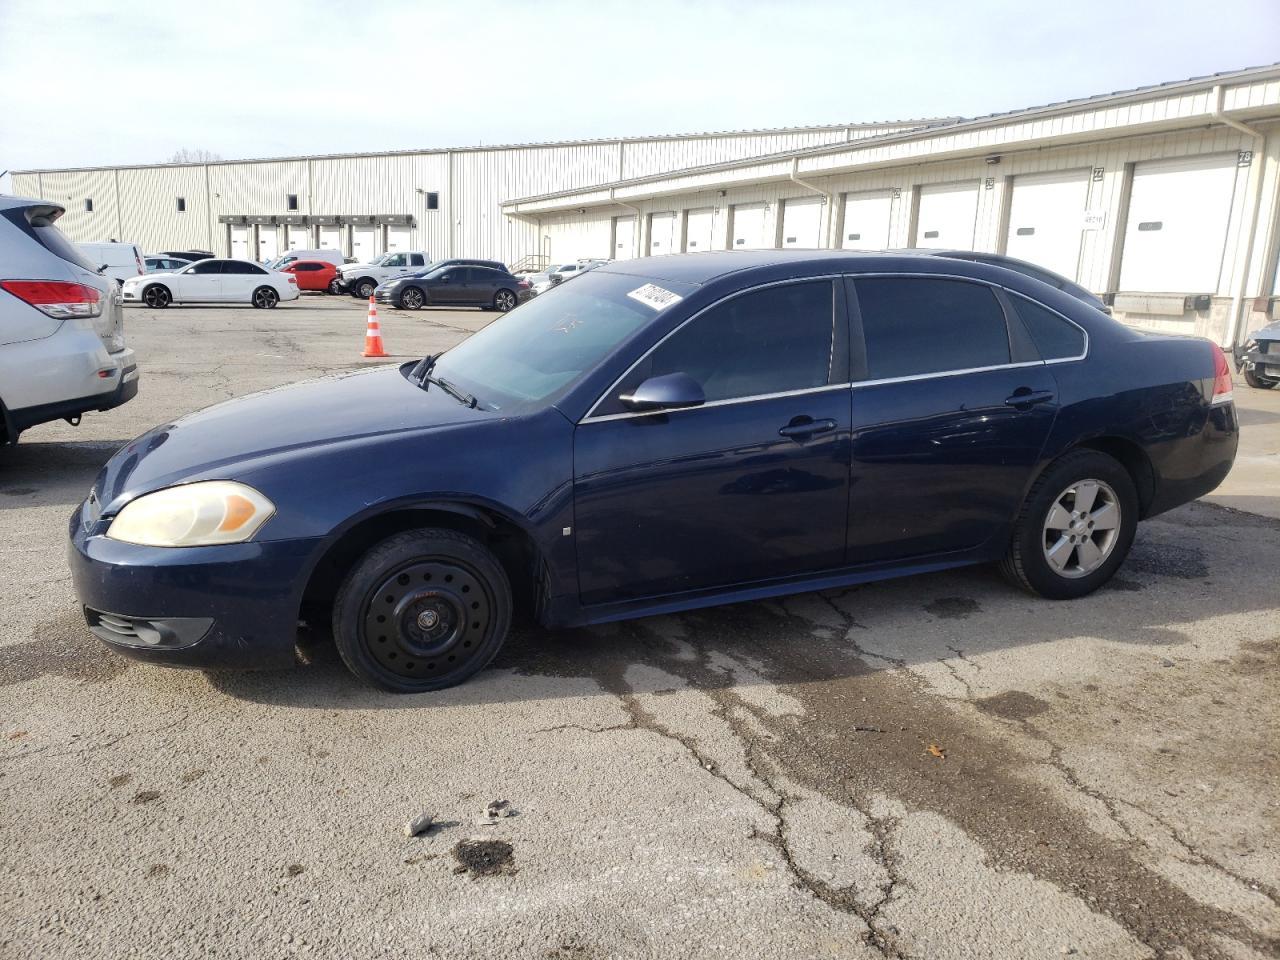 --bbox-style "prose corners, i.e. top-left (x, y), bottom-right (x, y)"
top-left (362, 296), bottom-right (388, 358)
